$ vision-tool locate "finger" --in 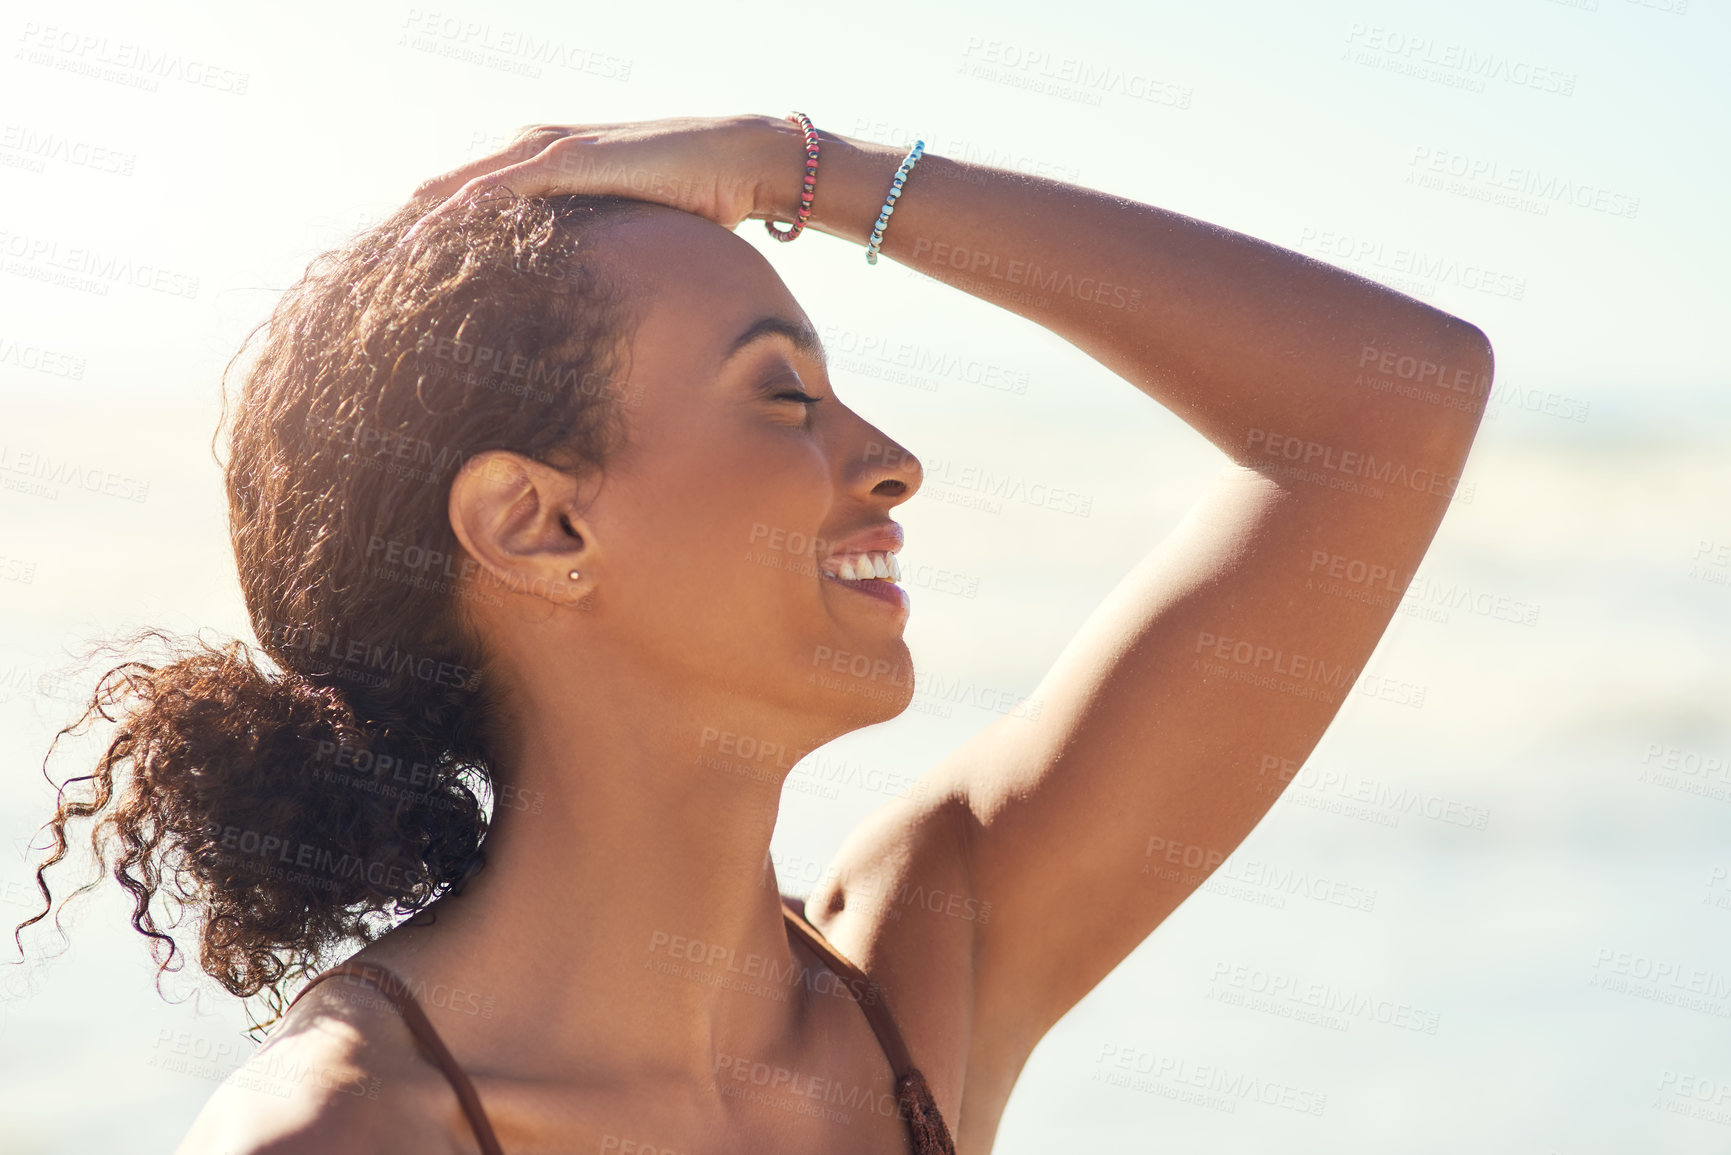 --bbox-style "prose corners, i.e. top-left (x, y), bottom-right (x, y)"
top-left (400, 156), bottom-right (571, 245)
top-left (406, 122), bottom-right (595, 203)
